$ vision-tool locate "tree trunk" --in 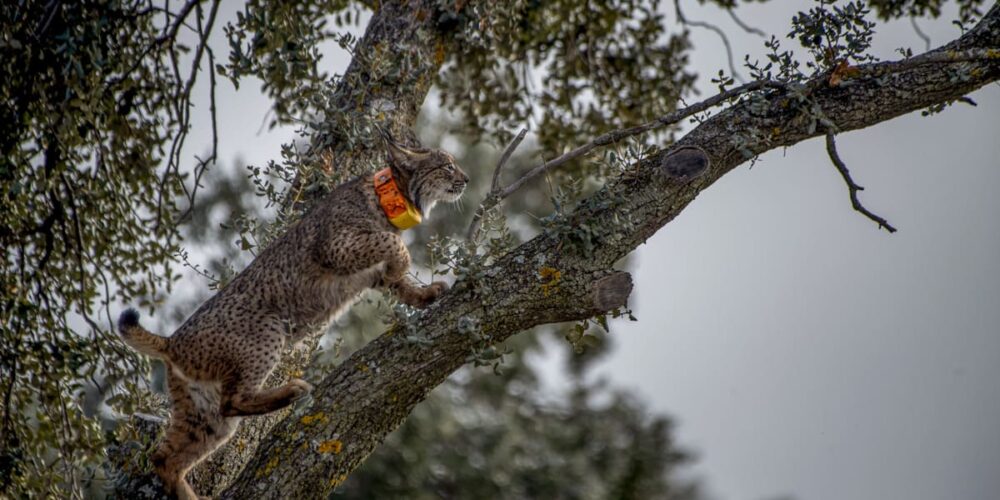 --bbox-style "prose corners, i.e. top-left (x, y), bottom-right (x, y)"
top-left (192, 1), bottom-right (453, 495)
